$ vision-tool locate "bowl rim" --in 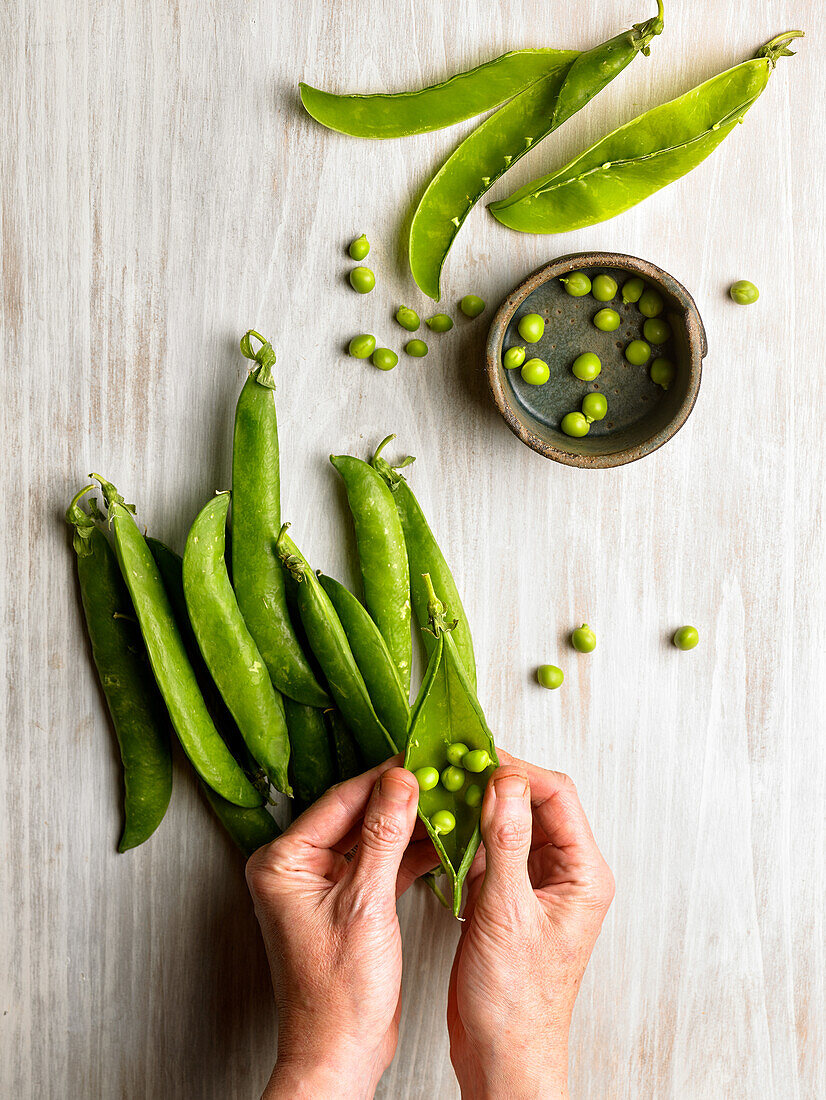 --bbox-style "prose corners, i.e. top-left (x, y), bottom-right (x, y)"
top-left (485, 251), bottom-right (707, 469)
